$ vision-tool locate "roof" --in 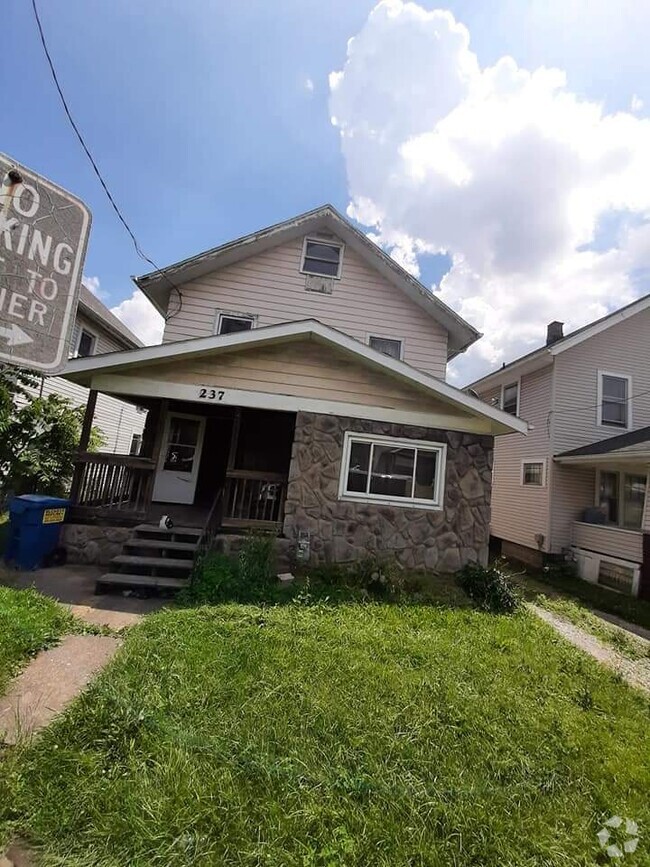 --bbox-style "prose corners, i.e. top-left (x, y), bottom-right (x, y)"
top-left (555, 426), bottom-right (650, 464)
top-left (133, 204), bottom-right (480, 360)
top-left (469, 292), bottom-right (650, 392)
top-left (62, 318), bottom-right (527, 437)
top-left (77, 284), bottom-right (144, 349)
